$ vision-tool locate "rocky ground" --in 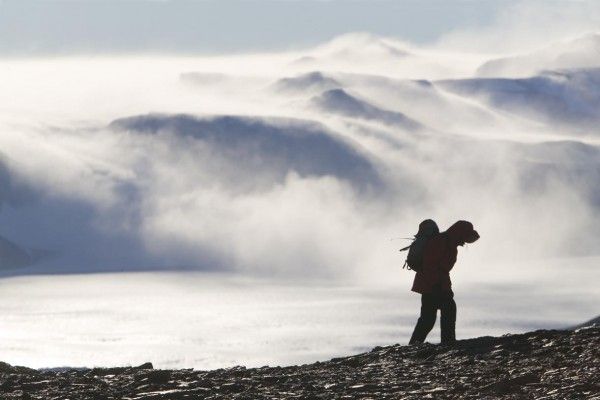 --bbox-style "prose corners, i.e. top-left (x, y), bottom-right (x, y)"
top-left (1, 327), bottom-right (598, 399)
